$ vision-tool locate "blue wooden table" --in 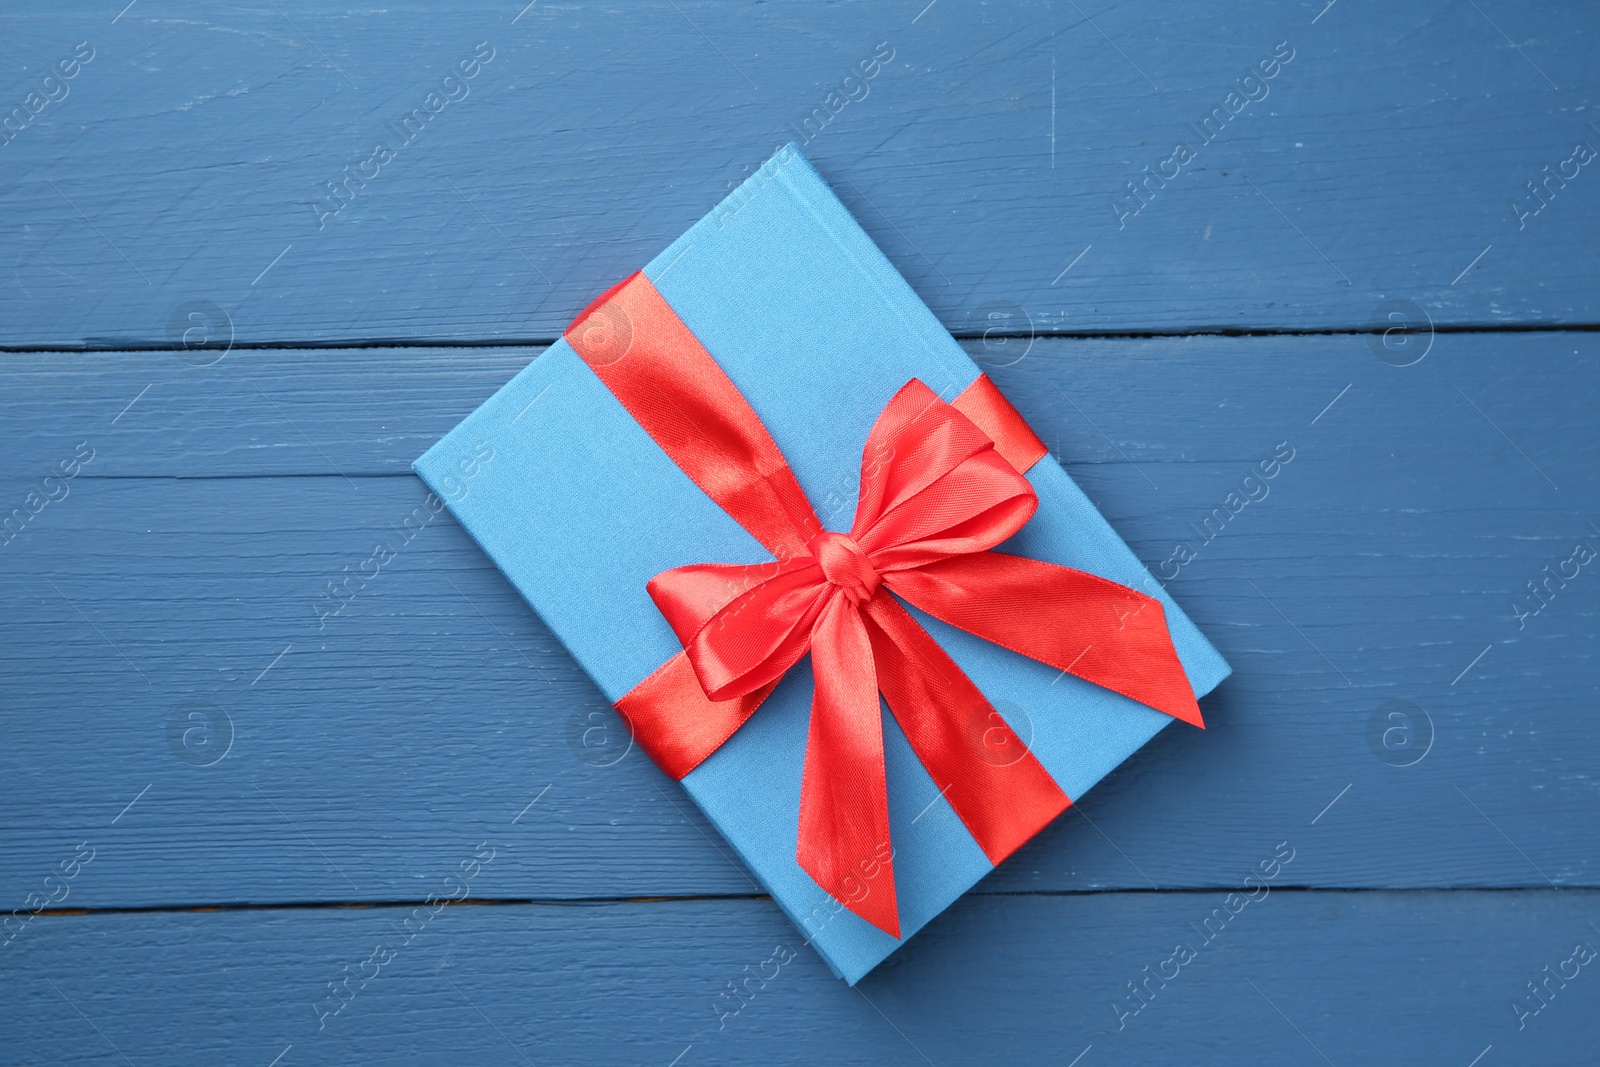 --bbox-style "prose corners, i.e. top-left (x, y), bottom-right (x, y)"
top-left (3, 2), bottom-right (1598, 1063)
